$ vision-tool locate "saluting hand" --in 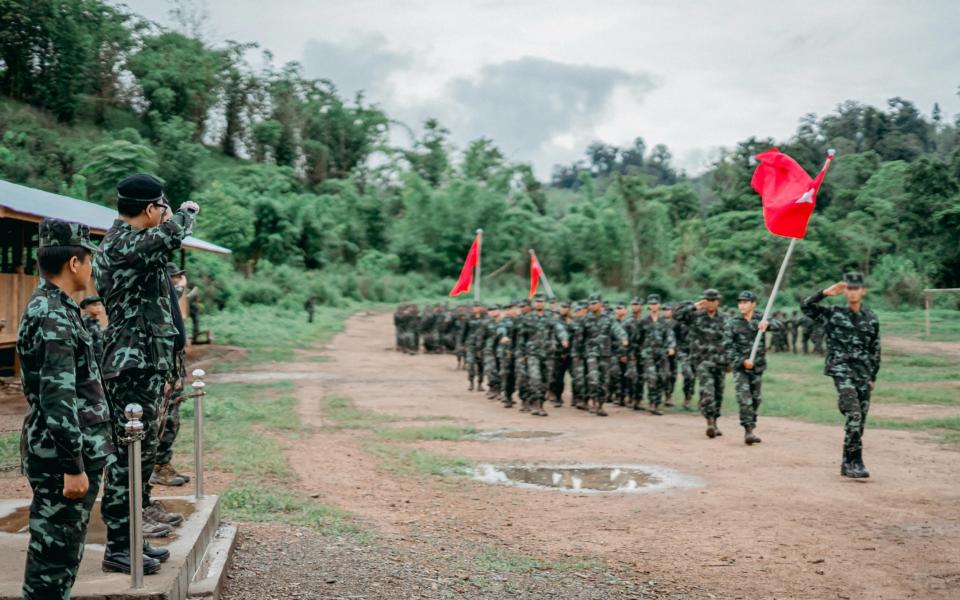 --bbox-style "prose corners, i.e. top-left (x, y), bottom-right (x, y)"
top-left (694, 299), bottom-right (707, 310)
top-left (181, 200), bottom-right (201, 214)
top-left (63, 472), bottom-right (89, 500)
top-left (823, 282), bottom-right (846, 297)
